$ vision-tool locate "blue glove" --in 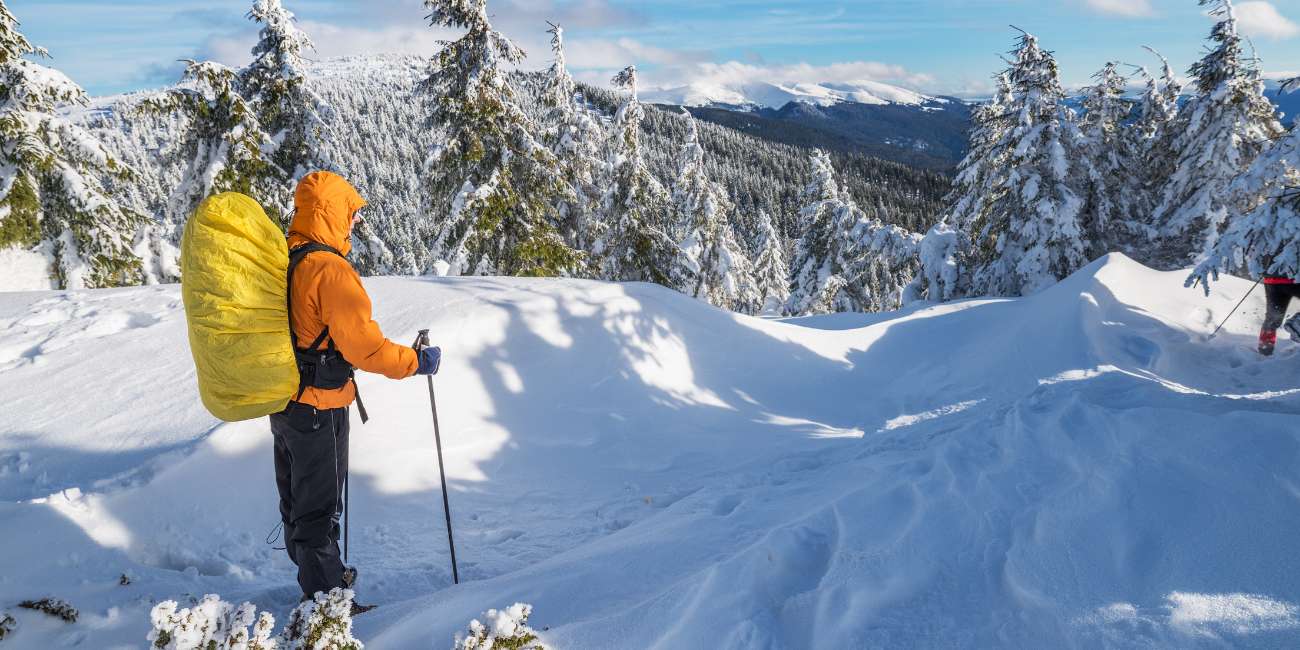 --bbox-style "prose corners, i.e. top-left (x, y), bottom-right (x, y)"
top-left (416, 346), bottom-right (441, 376)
